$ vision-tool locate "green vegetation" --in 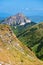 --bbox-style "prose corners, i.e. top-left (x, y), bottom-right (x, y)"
top-left (0, 24), bottom-right (43, 65)
top-left (11, 22), bottom-right (36, 36)
top-left (11, 22), bottom-right (43, 60)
